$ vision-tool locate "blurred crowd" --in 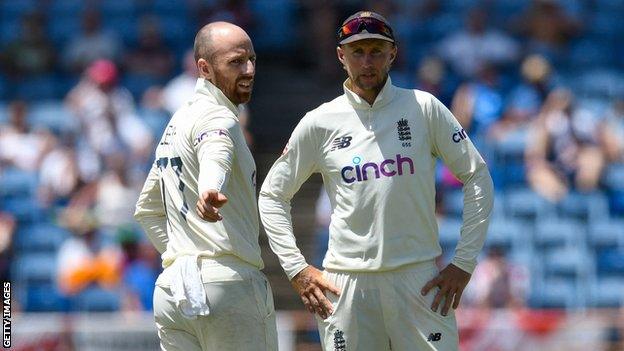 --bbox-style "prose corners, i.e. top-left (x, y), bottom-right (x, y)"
top-left (1, 0), bottom-right (624, 313)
